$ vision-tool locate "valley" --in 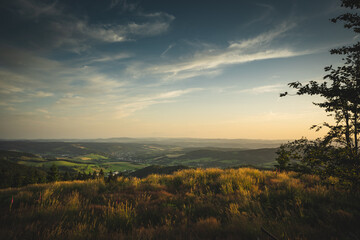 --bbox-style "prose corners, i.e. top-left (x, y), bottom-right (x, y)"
top-left (0, 139), bottom-right (282, 174)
